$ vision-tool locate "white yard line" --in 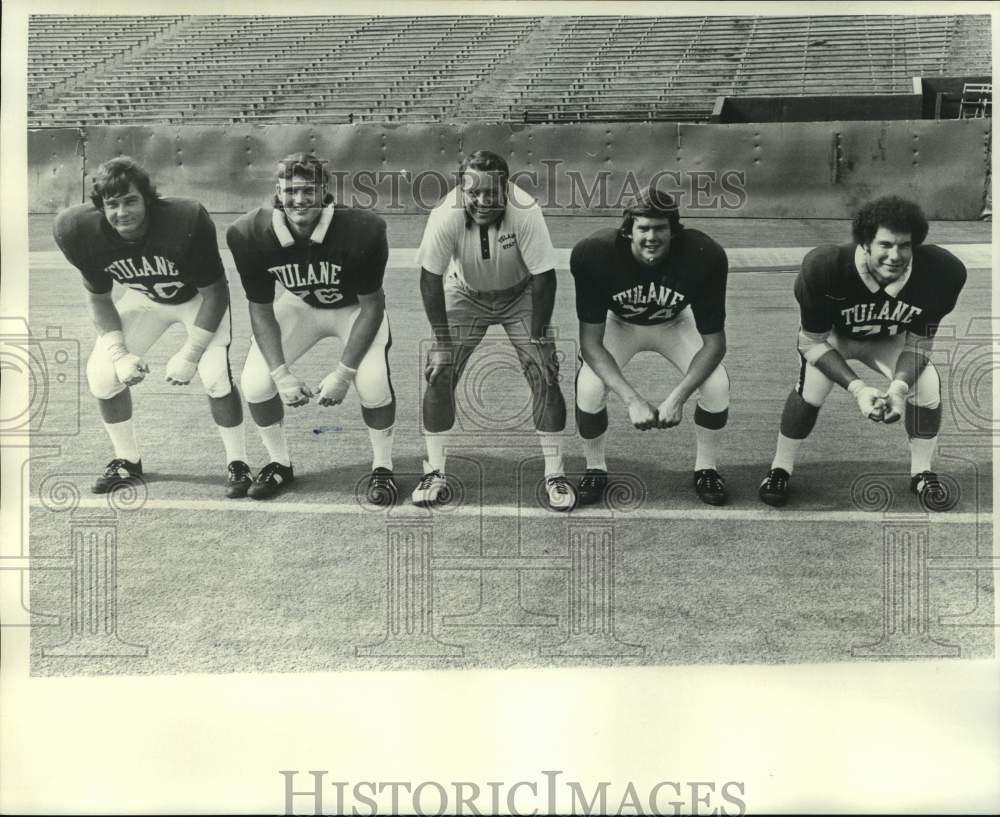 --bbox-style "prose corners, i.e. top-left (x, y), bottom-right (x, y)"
top-left (28, 496), bottom-right (985, 524)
